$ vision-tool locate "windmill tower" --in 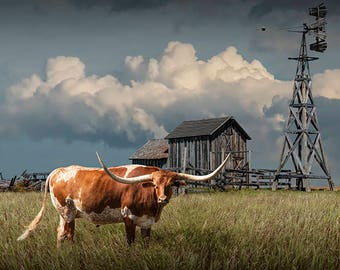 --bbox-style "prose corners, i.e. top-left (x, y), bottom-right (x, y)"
top-left (272, 3), bottom-right (334, 192)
